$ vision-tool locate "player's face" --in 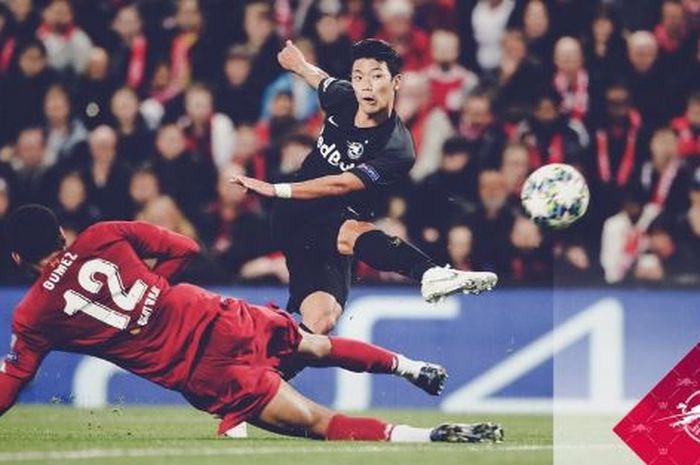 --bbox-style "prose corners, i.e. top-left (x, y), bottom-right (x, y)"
top-left (351, 58), bottom-right (400, 116)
